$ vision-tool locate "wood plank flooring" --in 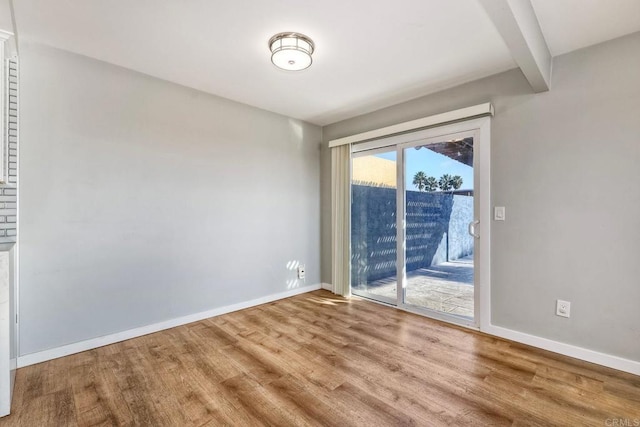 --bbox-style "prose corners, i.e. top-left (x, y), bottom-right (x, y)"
top-left (1, 290), bottom-right (639, 426)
